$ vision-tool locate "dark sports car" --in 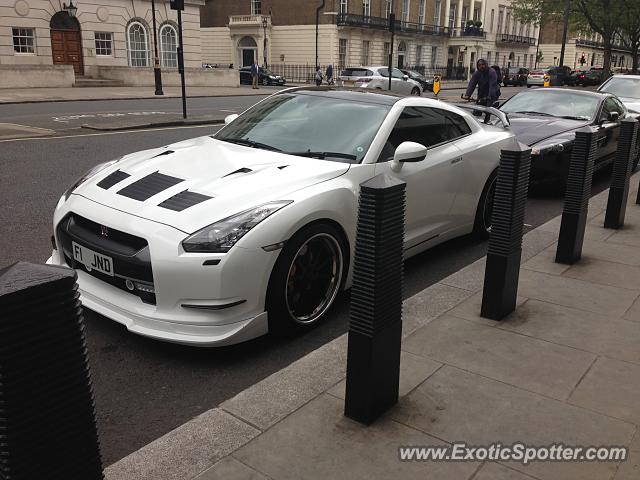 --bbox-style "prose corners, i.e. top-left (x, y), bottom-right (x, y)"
top-left (400, 69), bottom-right (434, 92)
top-left (498, 88), bottom-right (639, 184)
top-left (239, 66), bottom-right (286, 86)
